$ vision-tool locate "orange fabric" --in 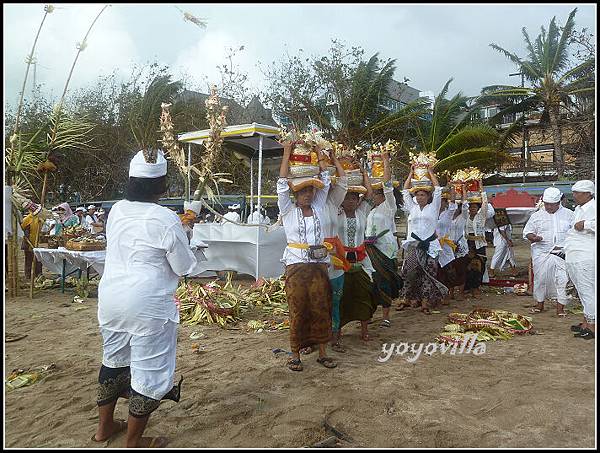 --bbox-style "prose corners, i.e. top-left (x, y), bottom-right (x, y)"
top-left (324, 236), bottom-right (351, 272)
top-left (343, 243), bottom-right (368, 263)
top-left (179, 210), bottom-right (197, 226)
